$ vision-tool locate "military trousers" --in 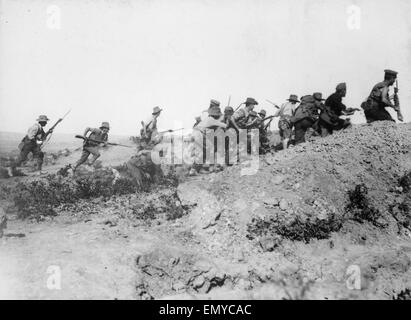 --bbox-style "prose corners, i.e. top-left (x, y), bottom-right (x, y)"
top-left (16, 138), bottom-right (44, 170)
